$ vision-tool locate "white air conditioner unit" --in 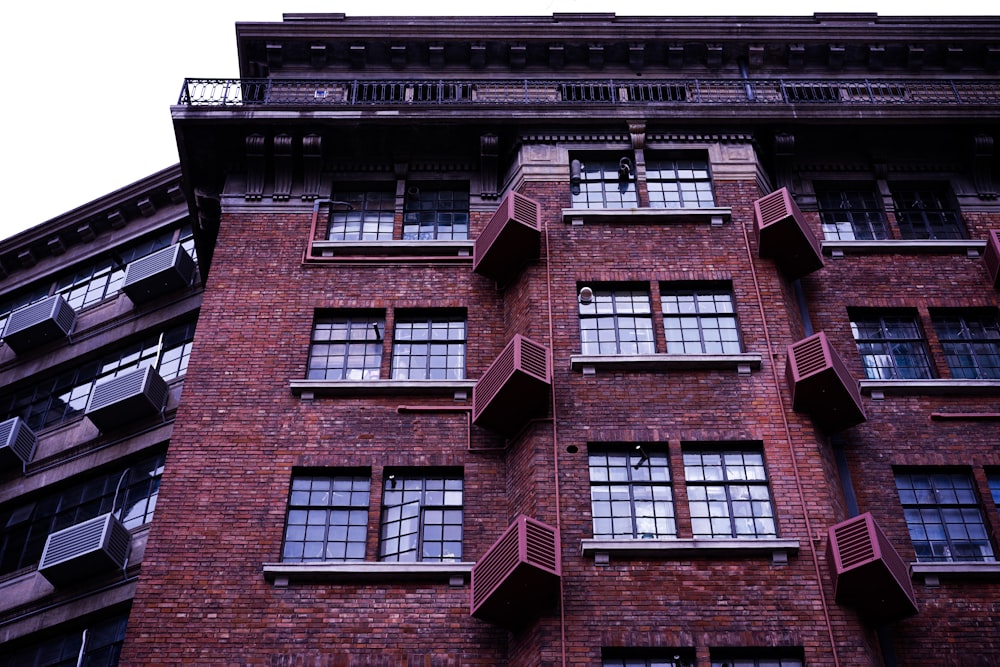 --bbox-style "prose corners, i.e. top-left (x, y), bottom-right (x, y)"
top-left (85, 366), bottom-right (169, 432)
top-left (0, 417), bottom-right (37, 470)
top-left (2, 295), bottom-right (76, 354)
top-left (121, 245), bottom-right (196, 304)
top-left (38, 513), bottom-right (132, 587)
